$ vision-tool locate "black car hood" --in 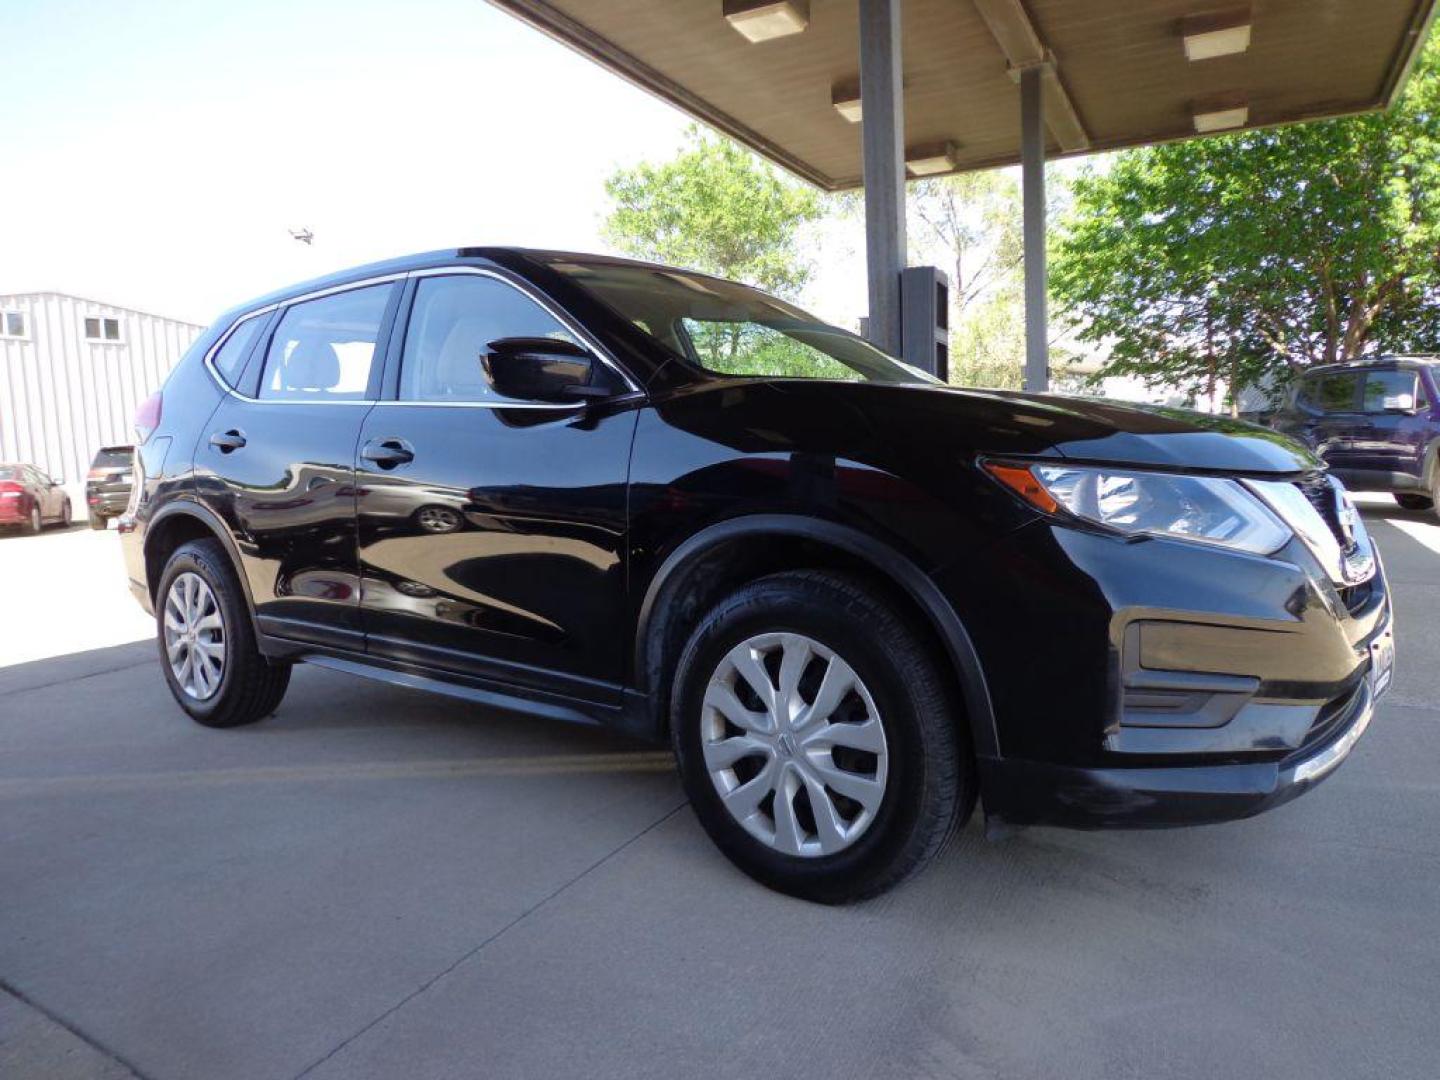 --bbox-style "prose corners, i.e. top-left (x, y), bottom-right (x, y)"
top-left (982, 391), bottom-right (1322, 473)
top-left (747, 382), bottom-right (1322, 475)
